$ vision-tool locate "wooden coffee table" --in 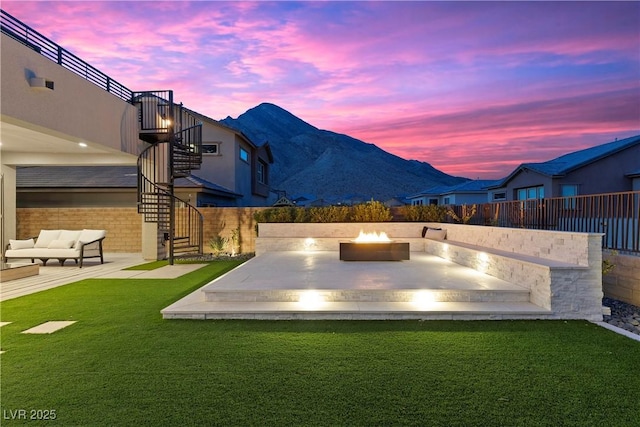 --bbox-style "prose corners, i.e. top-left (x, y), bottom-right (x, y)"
top-left (0, 262), bottom-right (39, 282)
